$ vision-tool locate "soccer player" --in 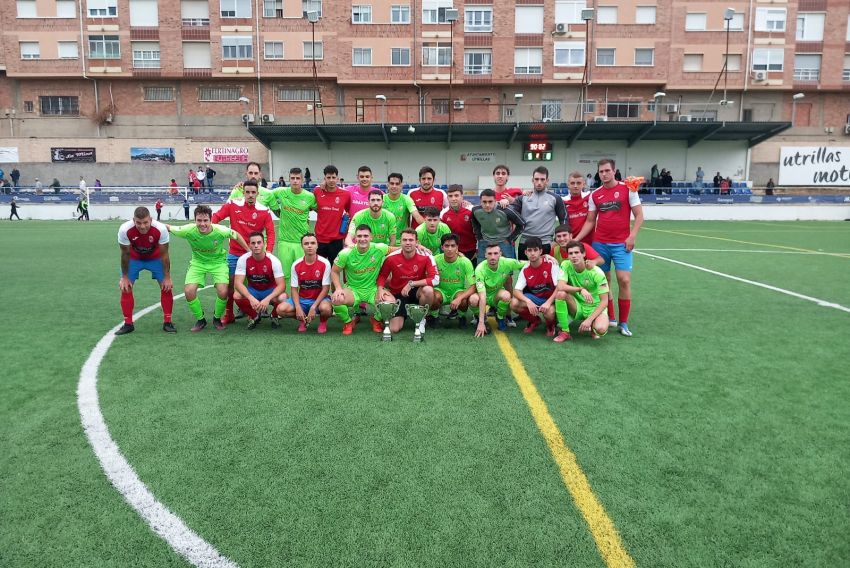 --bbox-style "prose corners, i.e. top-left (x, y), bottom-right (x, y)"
top-left (377, 229), bottom-right (439, 334)
top-left (212, 179), bottom-right (276, 324)
top-left (346, 190), bottom-right (397, 246)
top-left (233, 232), bottom-right (286, 329)
top-left (383, 172), bottom-right (424, 241)
top-left (509, 166), bottom-right (567, 259)
top-left (345, 165), bottom-right (381, 216)
top-left (415, 207), bottom-right (451, 254)
top-left (471, 189), bottom-right (525, 261)
top-left (278, 232), bottom-right (333, 333)
top-left (552, 241), bottom-right (610, 343)
top-left (269, 167), bottom-right (317, 286)
top-left (228, 161), bottom-right (279, 214)
top-left (552, 224), bottom-right (601, 268)
top-left (563, 170), bottom-right (595, 245)
top-left (167, 205), bottom-right (248, 331)
top-left (574, 158), bottom-right (644, 336)
top-left (314, 164), bottom-right (353, 264)
top-left (441, 185), bottom-right (477, 264)
top-left (470, 243), bottom-right (525, 337)
top-left (431, 233), bottom-right (476, 329)
top-left (116, 206), bottom-right (175, 335)
top-left (408, 166), bottom-right (448, 227)
top-left (510, 236), bottom-right (559, 336)
top-left (491, 164), bottom-right (524, 206)
top-left (330, 224), bottom-right (390, 335)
